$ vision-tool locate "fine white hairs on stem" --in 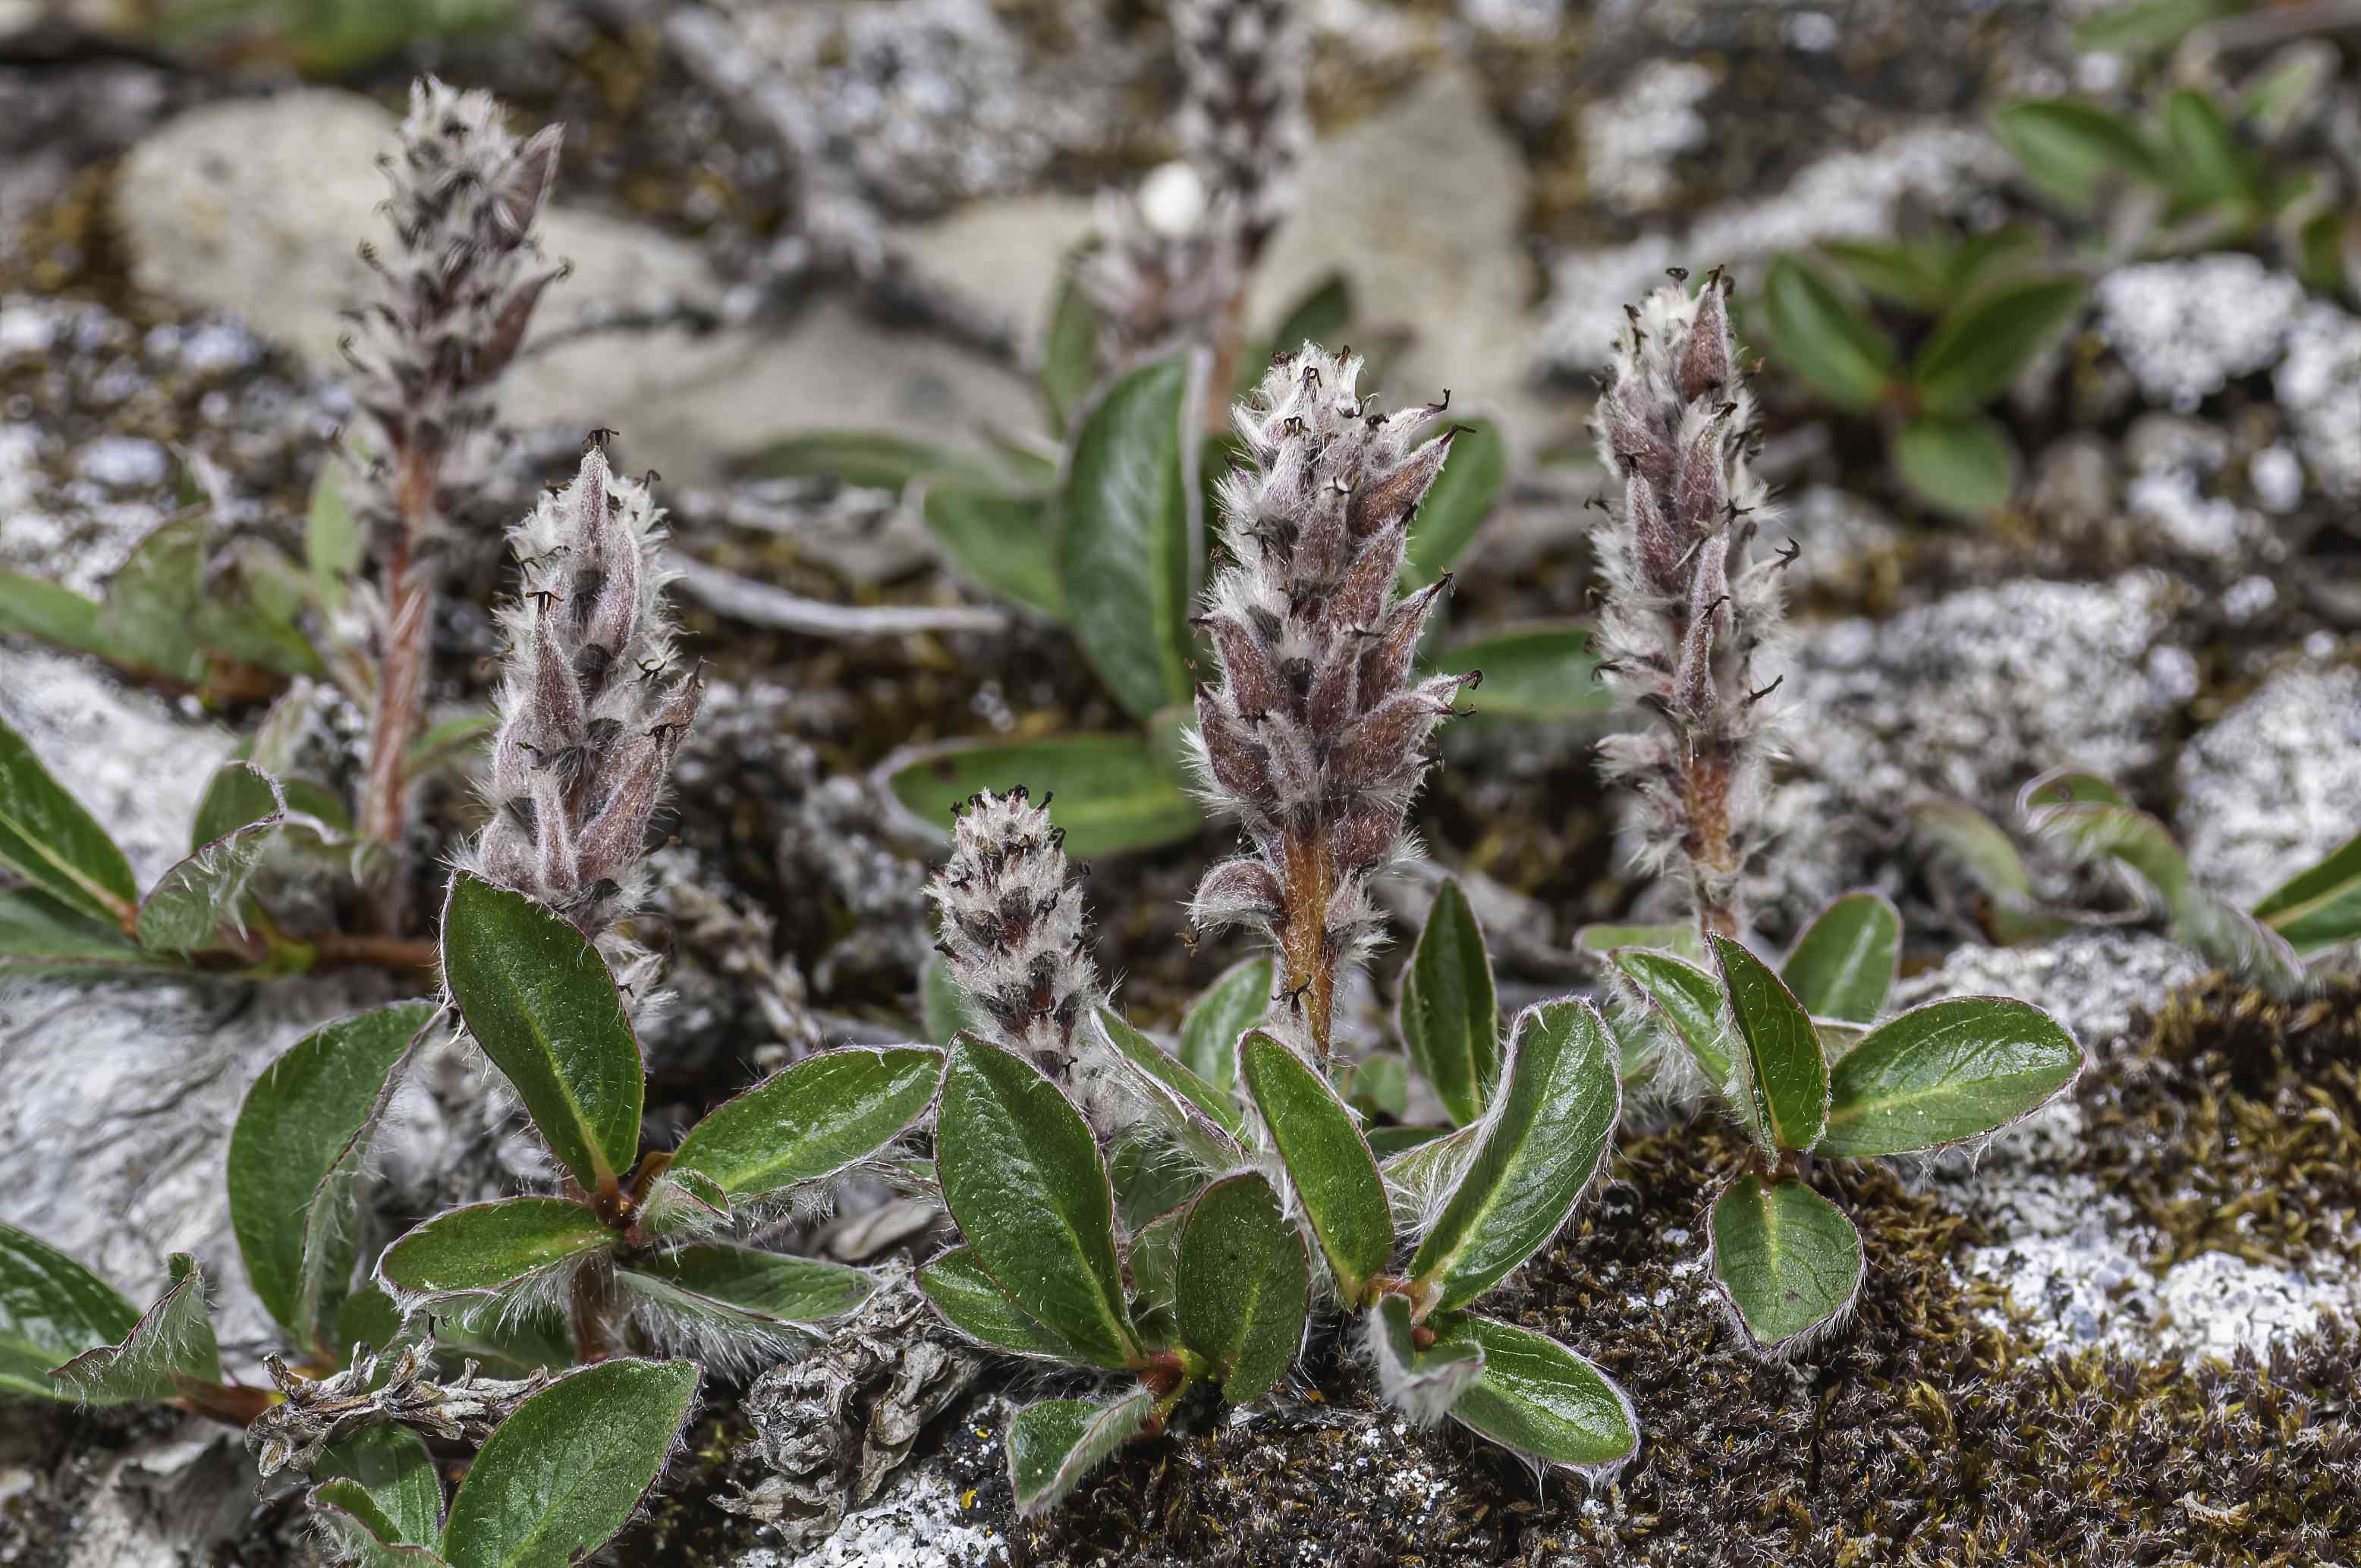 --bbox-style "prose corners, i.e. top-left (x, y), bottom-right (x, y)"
top-left (927, 787), bottom-right (1103, 1079)
top-left (1589, 269), bottom-right (1793, 941)
top-left (468, 441), bottom-right (701, 985)
top-left (1187, 344), bottom-right (1470, 1061)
